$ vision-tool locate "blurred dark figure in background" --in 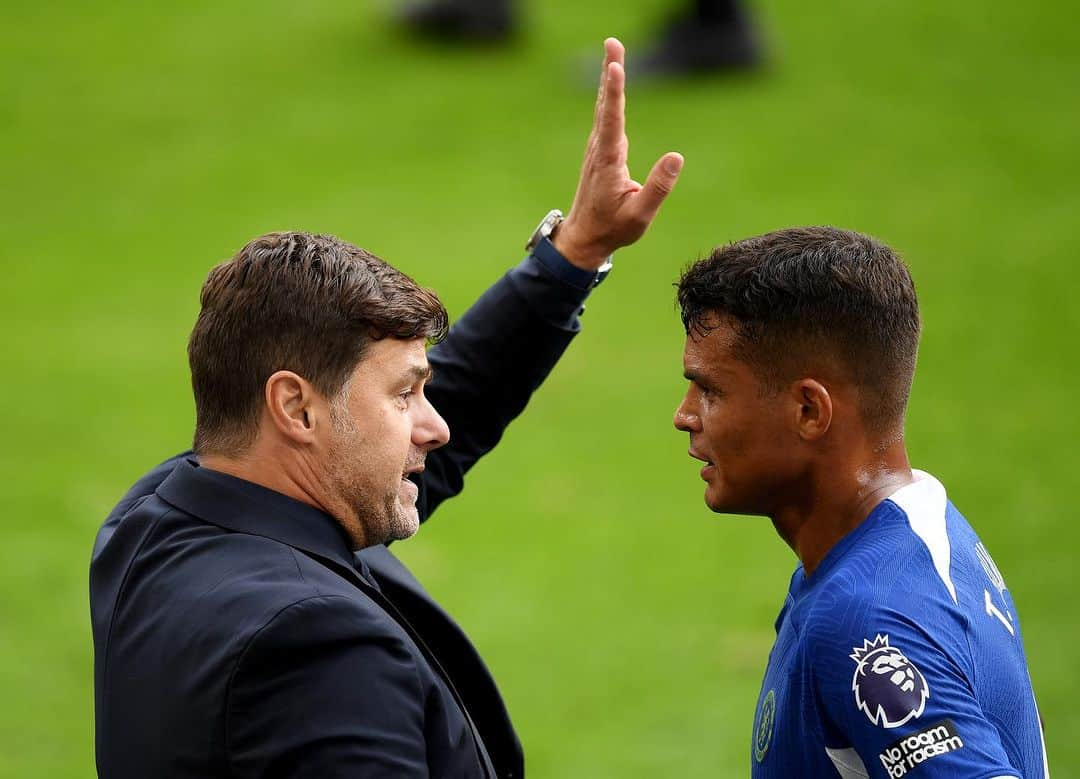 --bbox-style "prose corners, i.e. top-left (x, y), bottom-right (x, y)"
top-left (399, 0), bottom-right (762, 76)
